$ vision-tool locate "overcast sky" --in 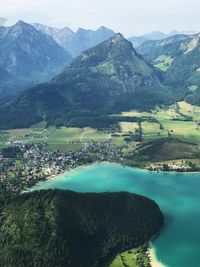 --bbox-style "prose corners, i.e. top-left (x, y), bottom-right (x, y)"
top-left (1, 0), bottom-right (200, 36)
